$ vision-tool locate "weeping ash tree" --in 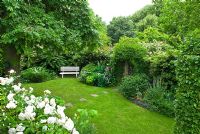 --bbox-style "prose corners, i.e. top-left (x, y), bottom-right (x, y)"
top-left (0, 0), bottom-right (99, 72)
